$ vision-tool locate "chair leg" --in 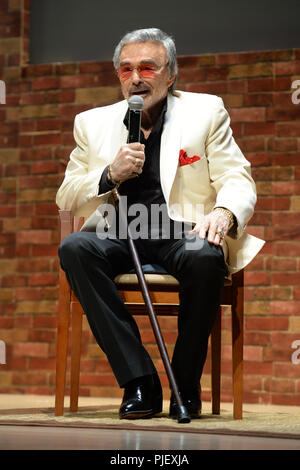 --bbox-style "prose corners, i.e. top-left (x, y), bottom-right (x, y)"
top-left (70, 303), bottom-right (83, 412)
top-left (232, 285), bottom-right (244, 419)
top-left (55, 269), bottom-right (71, 416)
top-left (211, 307), bottom-right (221, 415)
